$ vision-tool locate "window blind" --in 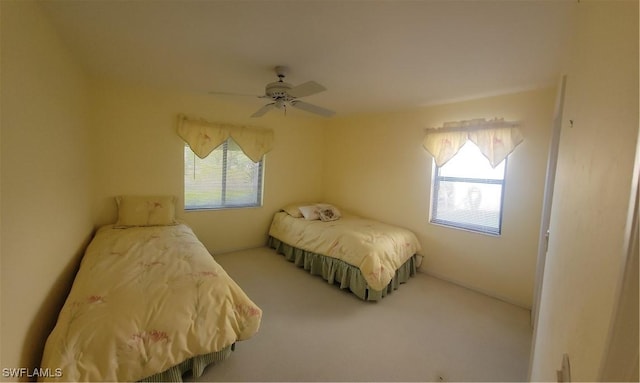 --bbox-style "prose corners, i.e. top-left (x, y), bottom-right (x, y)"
top-left (184, 138), bottom-right (263, 210)
top-left (431, 141), bottom-right (506, 235)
